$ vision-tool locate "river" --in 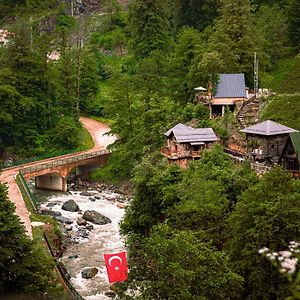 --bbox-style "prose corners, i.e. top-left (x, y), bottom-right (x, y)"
top-left (29, 179), bottom-right (128, 300)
